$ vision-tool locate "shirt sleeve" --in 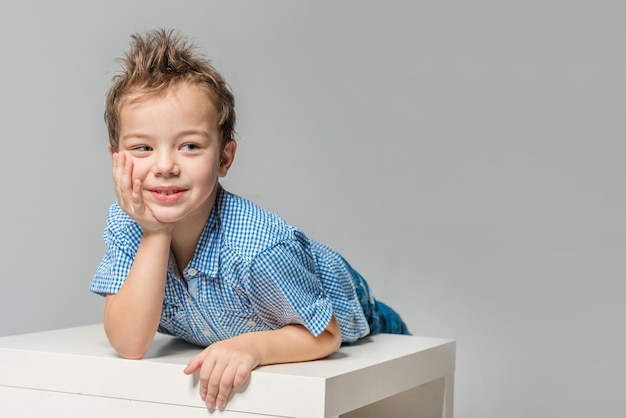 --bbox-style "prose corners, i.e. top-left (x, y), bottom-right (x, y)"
top-left (89, 206), bottom-right (142, 296)
top-left (245, 232), bottom-right (334, 337)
